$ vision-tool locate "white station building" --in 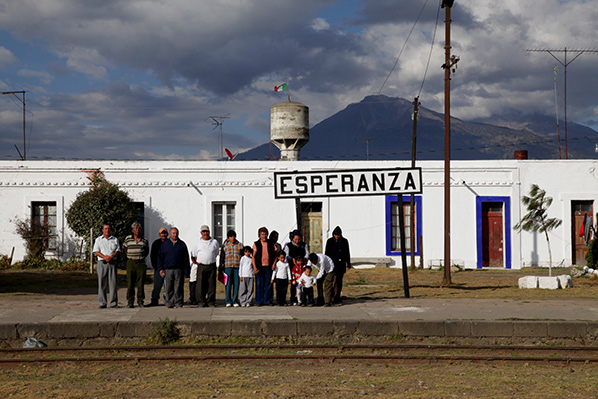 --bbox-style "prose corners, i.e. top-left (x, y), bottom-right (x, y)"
top-left (0, 101), bottom-right (596, 269)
